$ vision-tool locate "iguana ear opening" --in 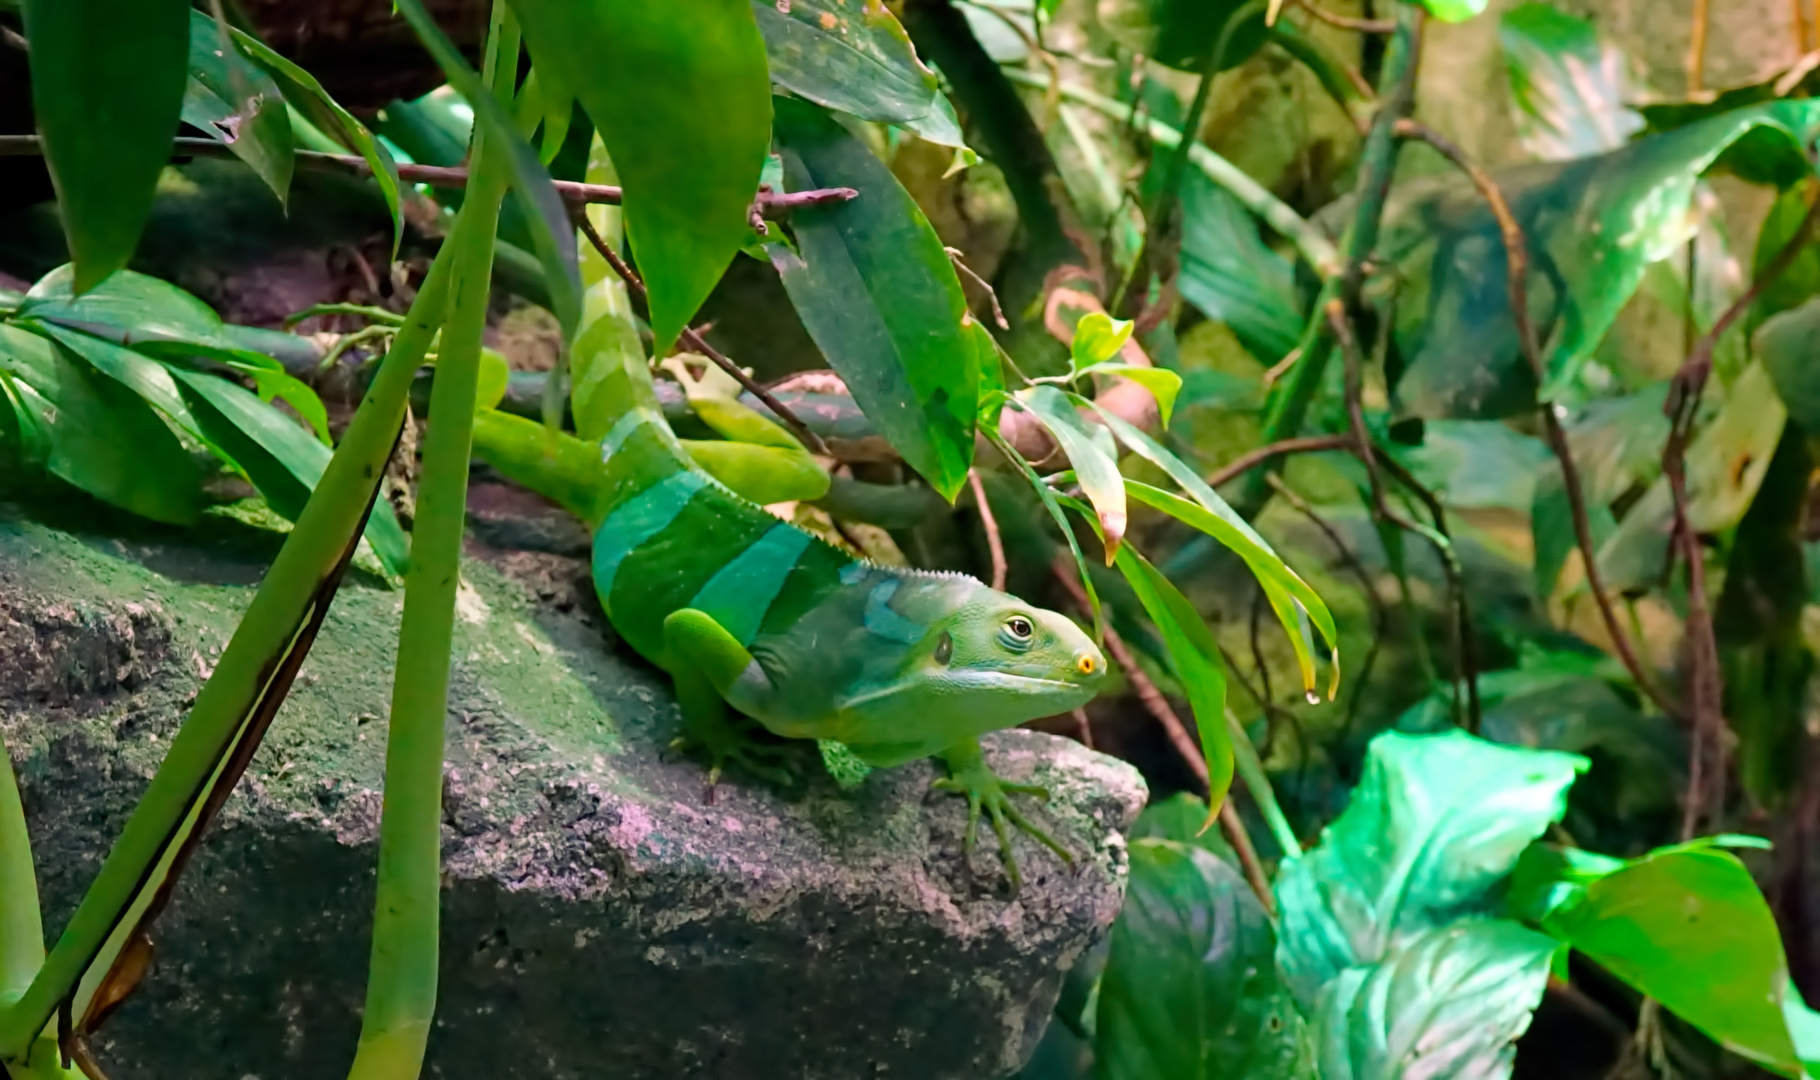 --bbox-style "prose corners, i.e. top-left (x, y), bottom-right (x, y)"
top-left (934, 631), bottom-right (953, 665)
